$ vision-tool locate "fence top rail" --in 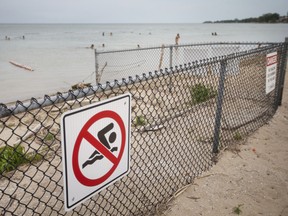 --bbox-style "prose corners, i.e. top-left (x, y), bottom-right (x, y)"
top-left (95, 41), bottom-right (283, 54)
top-left (0, 42), bottom-right (285, 118)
